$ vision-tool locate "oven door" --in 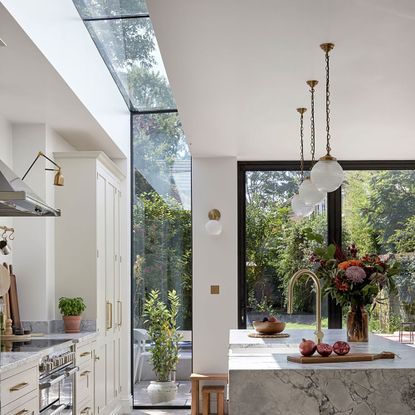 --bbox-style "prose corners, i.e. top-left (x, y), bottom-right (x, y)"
top-left (39, 366), bottom-right (78, 414)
